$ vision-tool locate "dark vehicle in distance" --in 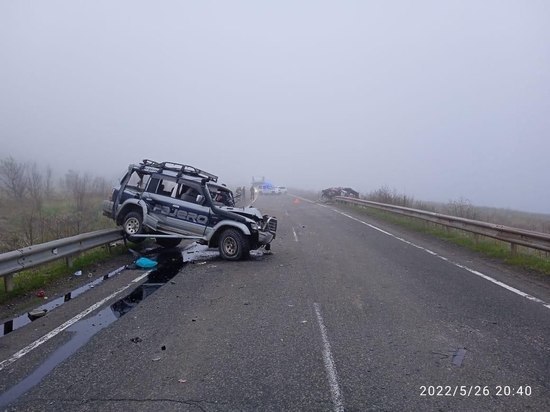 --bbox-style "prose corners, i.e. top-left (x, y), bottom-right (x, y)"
top-left (320, 187), bottom-right (360, 201)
